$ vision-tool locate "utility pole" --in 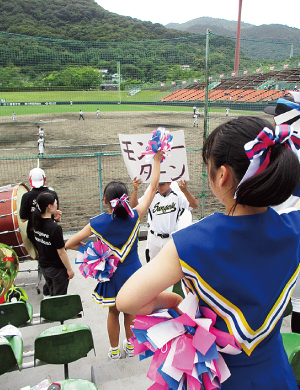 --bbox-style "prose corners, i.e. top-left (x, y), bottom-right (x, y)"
top-left (290, 44), bottom-right (294, 59)
top-left (234, 0), bottom-right (243, 73)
